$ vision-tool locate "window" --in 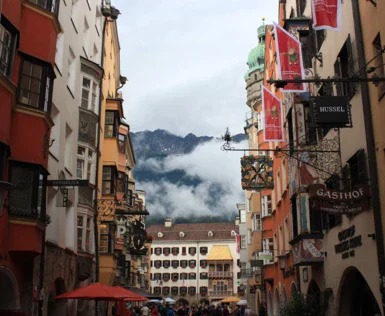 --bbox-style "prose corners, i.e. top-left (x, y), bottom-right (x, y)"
top-left (304, 103), bottom-right (317, 145)
top-left (299, 30), bottom-right (316, 69)
top-left (99, 223), bottom-right (114, 253)
top-left (247, 229), bottom-right (252, 244)
top-left (241, 235), bottom-right (246, 249)
top-left (189, 260), bottom-right (196, 268)
top-left (181, 260), bottom-right (187, 268)
top-left (189, 273), bottom-right (196, 280)
top-left (172, 247), bottom-right (179, 255)
top-left (171, 273), bottom-right (178, 282)
top-left (18, 55), bottom-right (54, 113)
top-left (0, 16), bottom-right (17, 78)
top-left (180, 287), bottom-right (187, 295)
top-left (284, 218), bottom-right (290, 250)
top-left (180, 273), bottom-right (187, 281)
top-left (118, 134), bottom-right (126, 154)
top-left (172, 260), bottom-right (179, 268)
top-left (102, 166), bottom-right (116, 195)
top-left (188, 287), bottom-right (196, 295)
top-left (0, 143), bottom-right (8, 181)
top-left (252, 213), bottom-right (262, 231)
top-left (200, 247), bottom-right (208, 255)
top-left (116, 171), bottom-right (126, 193)
top-left (291, 196), bottom-right (299, 238)
top-left (77, 147), bottom-right (94, 182)
top-left (334, 35), bottom-right (355, 99)
top-left (171, 287), bottom-right (178, 295)
top-left (200, 287), bottom-right (208, 295)
top-left (28, 0), bottom-right (59, 14)
top-left (104, 111), bottom-right (118, 137)
top-left (163, 248), bottom-right (170, 256)
top-left (154, 287), bottom-right (161, 295)
top-left (344, 149), bottom-right (367, 189)
top-left (154, 273), bottom-right (161, 281)
top-left (240, 209), bottom-right (247, 223)
top-left (154, 261), bottom-right (161, 269)
top-left (67, 47), bottom-right (76, 93)
top-left (188, 247), bottom-right (196, 255)
top-left (200, 273), bottom-right (208, 280)
top-left (262, 238), bottom-right (274, 264)
top-left (261, 195), bottom-right (272, 217)
top-left (162, 287), bottom-right (170, 295)
top-left (81, 77), bottom-right (98, 112)
top-left (163, 273), bottom-right (170, 282)
top-left (200, 260), bottom-right (207, 268)
top-left (182, 247), bottom-right (186, 255)
top-left (77, 215), bottom-right (92, 252)
top-left (373, 33), bottom-right (385, 99)
top-left (163, 261), bottom-right (170, 269)
top-left (155, 248), bottom-right (161, 256)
